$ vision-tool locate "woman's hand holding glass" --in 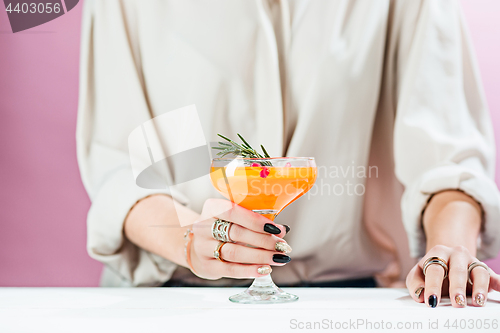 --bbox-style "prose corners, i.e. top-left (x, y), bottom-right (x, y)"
top-left (189, 198), bottom-right (291, 280)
